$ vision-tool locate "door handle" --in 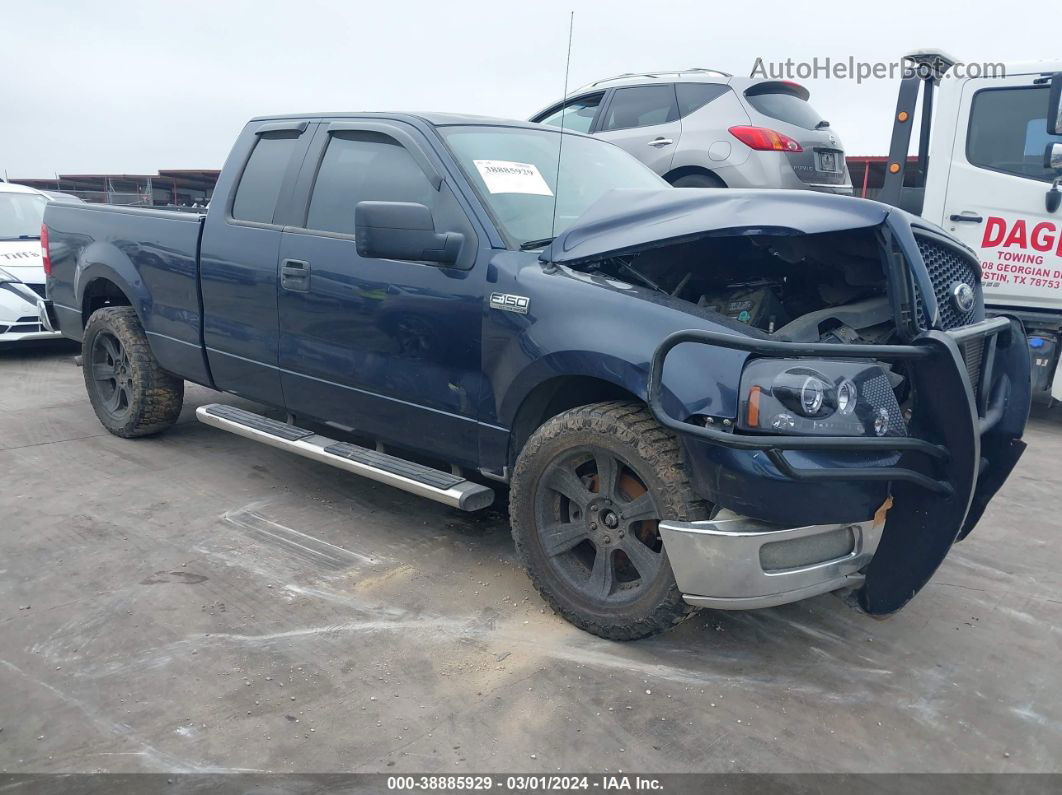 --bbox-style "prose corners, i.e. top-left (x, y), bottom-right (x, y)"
top-left (648, 137), bottom-right (674, 147)
top-left (949, 212), bottom-right (984, 223)
top-left (280, 258), bottom-right (311, 292)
